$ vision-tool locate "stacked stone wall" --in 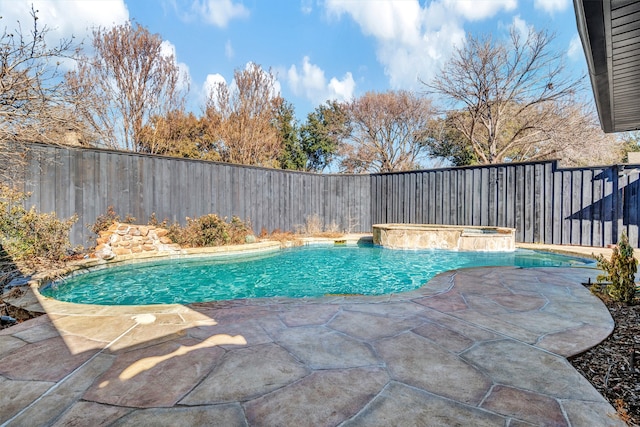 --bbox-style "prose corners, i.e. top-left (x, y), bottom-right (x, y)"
top-left (93, 223), bottom-right (181, 259)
